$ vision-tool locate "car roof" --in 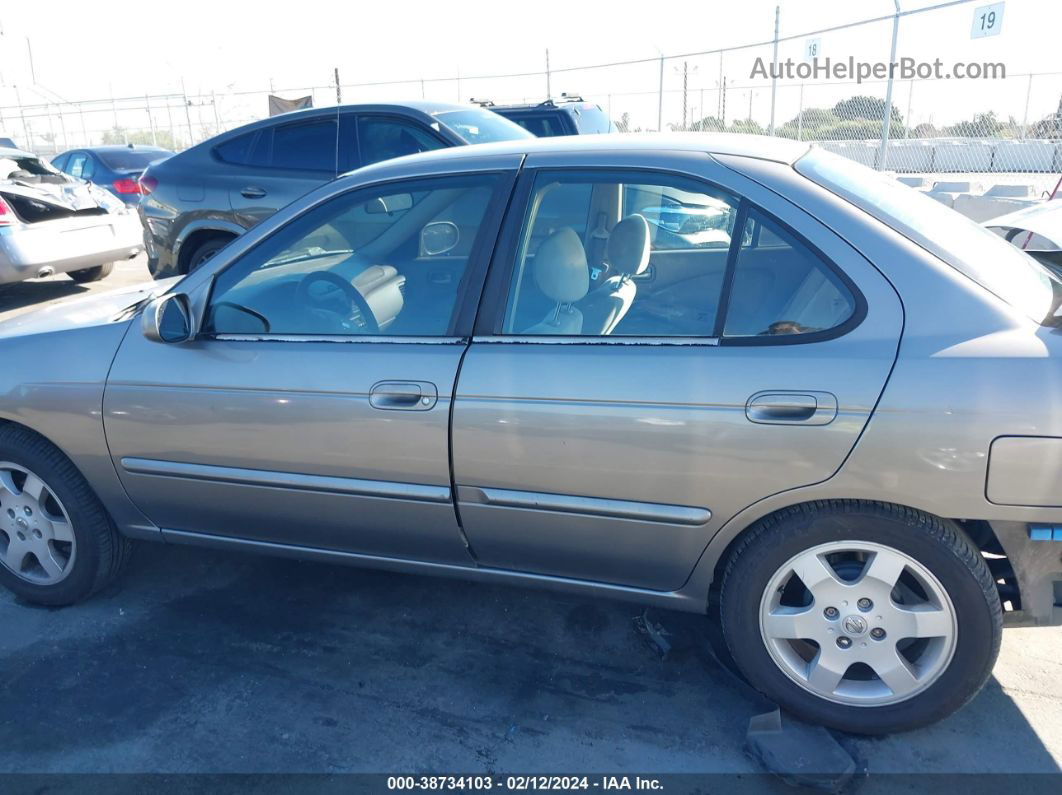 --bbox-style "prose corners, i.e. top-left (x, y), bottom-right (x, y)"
top-left (79, 145), bottom-right (172, 152)
top-left (0, 146), bottom-right (39, 160)
top-left (342, 132), bottom-right (811, 179)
